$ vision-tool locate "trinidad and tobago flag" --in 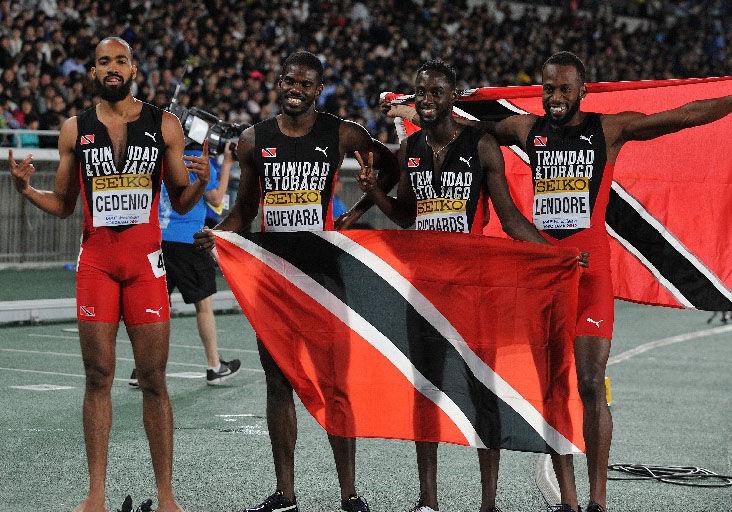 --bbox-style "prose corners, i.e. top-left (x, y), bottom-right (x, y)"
top-left (215, 230), bottom-right (584, 454)
top-left (385, 76), bottom-right (732, 311)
